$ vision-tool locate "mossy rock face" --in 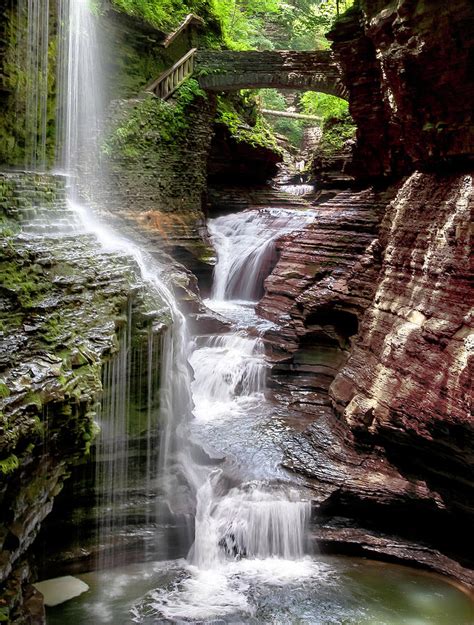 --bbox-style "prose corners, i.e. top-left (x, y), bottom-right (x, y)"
top-left (0, 6), bottom-right (58, 168)
top-left (0, 172), bottom-right (174, 608)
